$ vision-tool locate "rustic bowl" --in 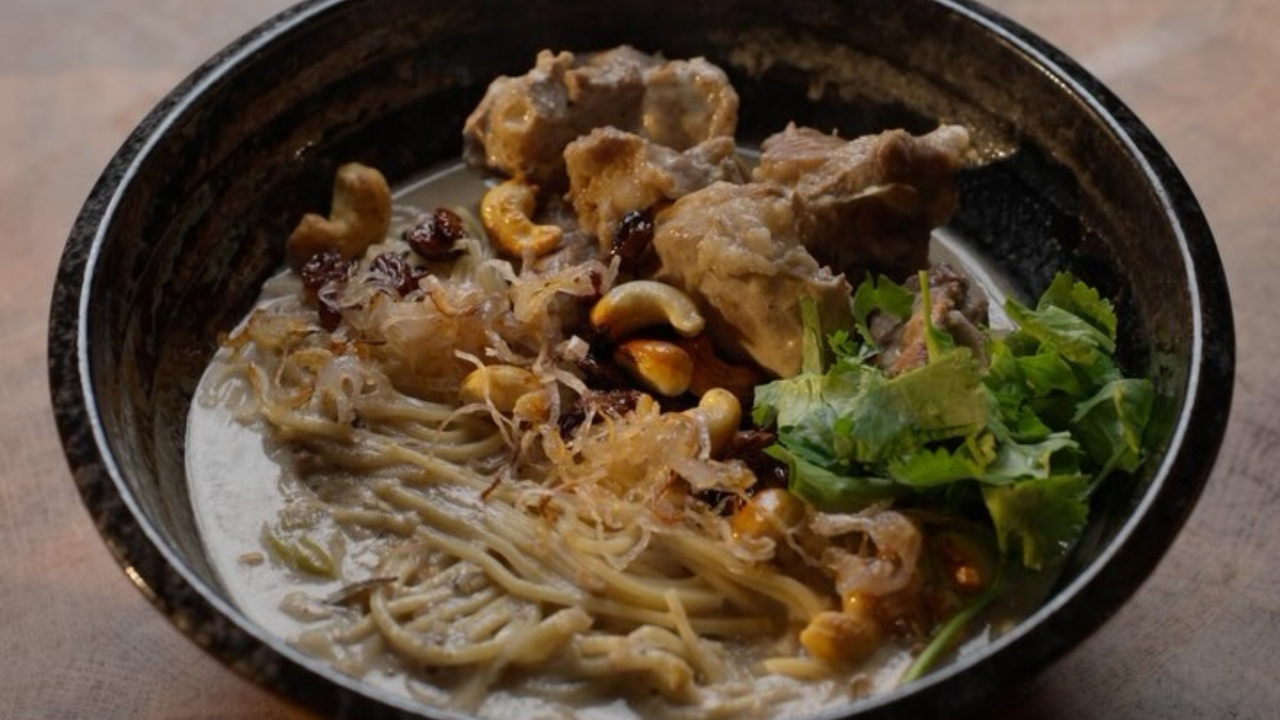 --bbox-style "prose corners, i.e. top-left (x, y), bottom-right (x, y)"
top-left (49, 0), bottom-right (1234, 718)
